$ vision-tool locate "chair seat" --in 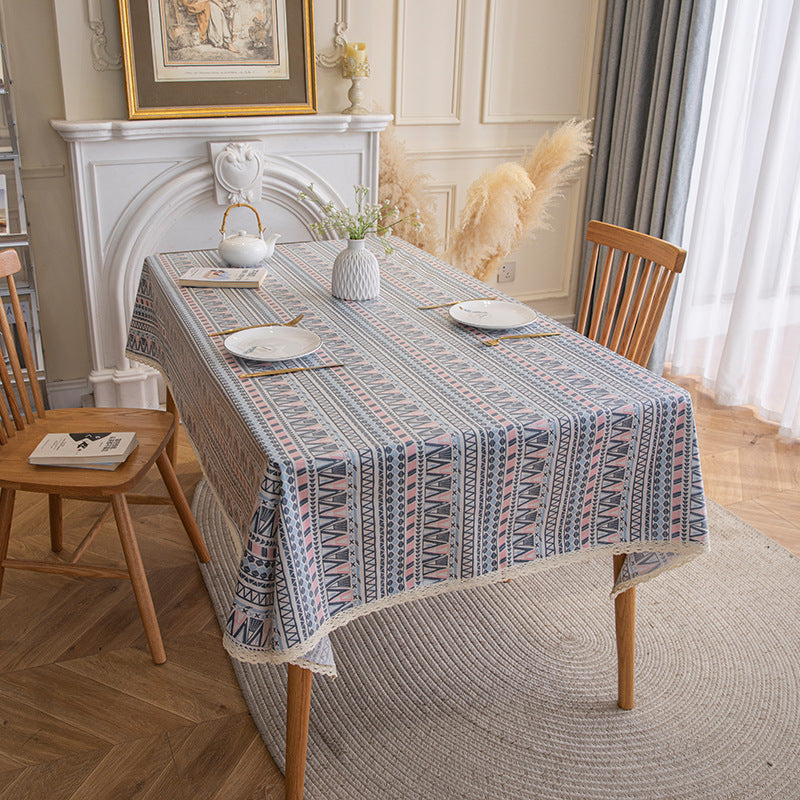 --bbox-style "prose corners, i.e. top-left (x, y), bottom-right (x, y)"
top-left (0, 407), bottom-right (175, 497)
